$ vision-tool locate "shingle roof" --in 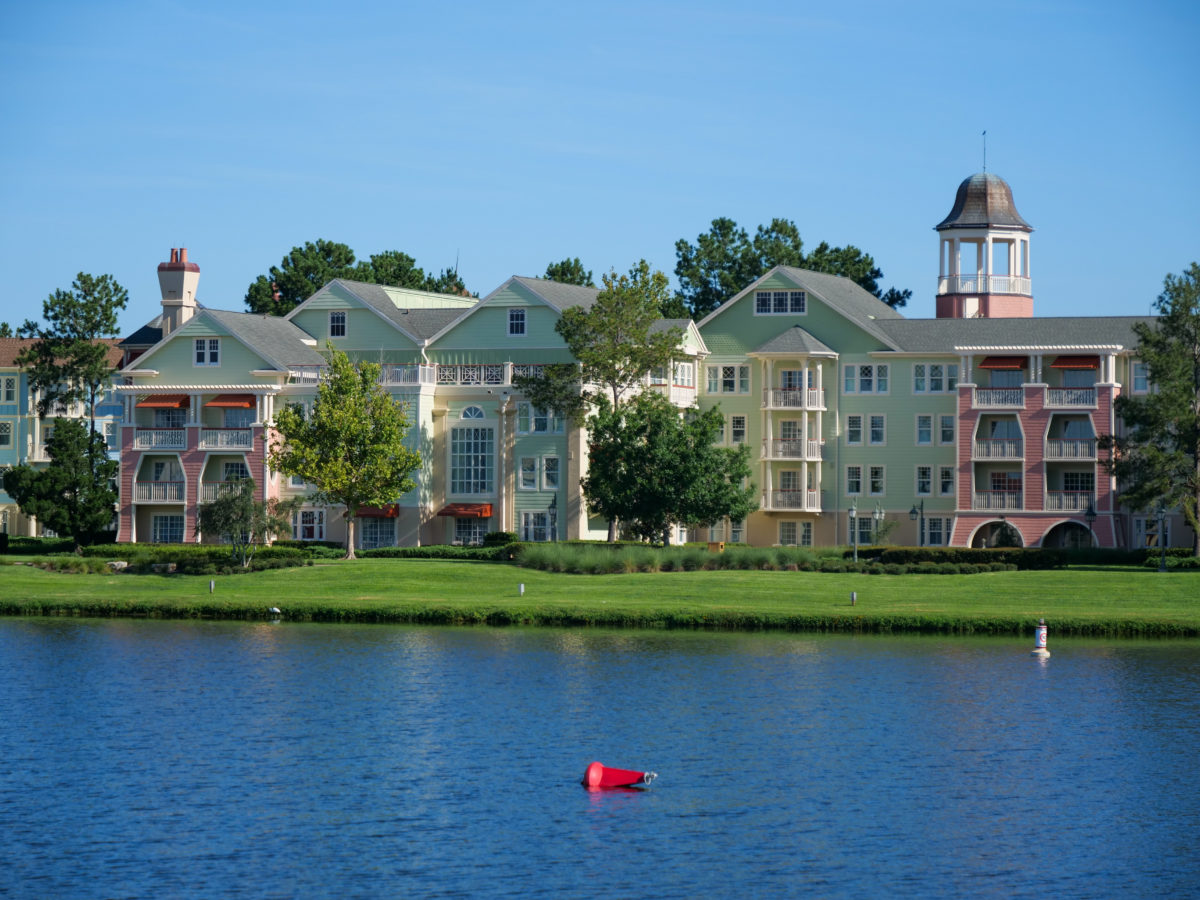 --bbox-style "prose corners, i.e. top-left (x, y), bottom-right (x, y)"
top-left (936, 173), bottom-right (1032, 231)
top-left (511, 277), bottom-right (600, 311)
top-left (0, 337), bottom-right (122, 368)
top-left (875, 316), bottom-right (1154, 352)
top-left (750, 326), bottom-right (836, 356)
top-left (120, 315), bottom-right (164, 349)
top-left (204, 310), bottom-right (326, 369)
top-left (330, 280), bottom-right (474, 339)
